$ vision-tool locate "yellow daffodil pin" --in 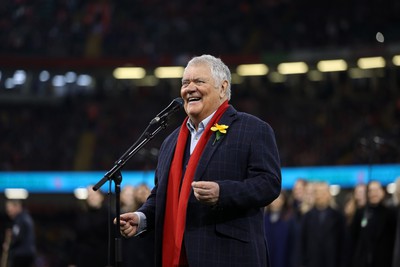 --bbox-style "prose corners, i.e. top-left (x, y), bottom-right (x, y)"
top-left (210, 123), bottom-right (229, 145)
